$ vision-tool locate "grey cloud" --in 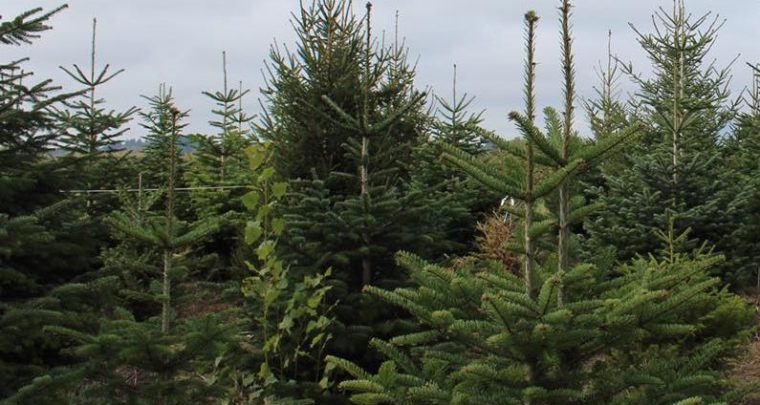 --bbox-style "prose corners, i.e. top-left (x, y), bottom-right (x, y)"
top-left (4, 0), bottom-right (760, 139)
